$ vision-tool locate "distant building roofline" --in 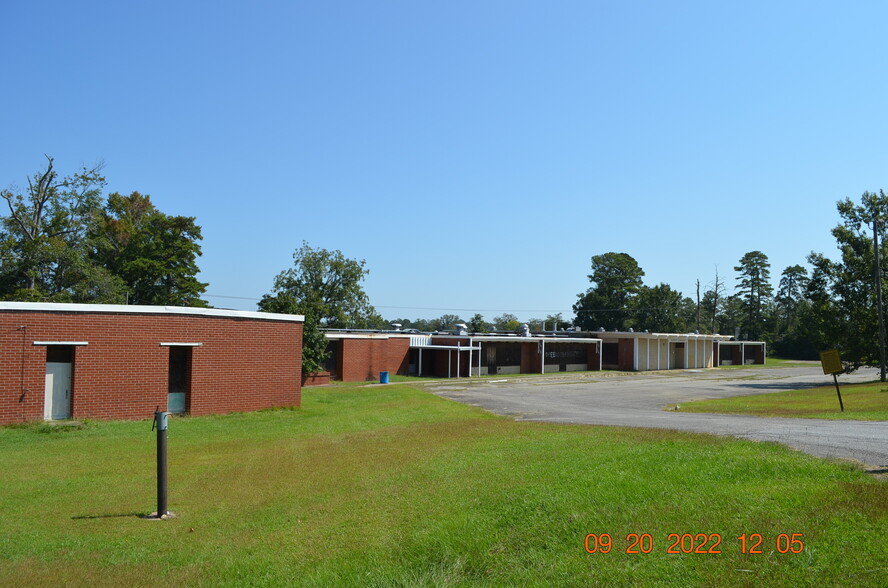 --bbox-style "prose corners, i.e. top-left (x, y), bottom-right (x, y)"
top-left (574, 330), bottom-right (732, 340)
